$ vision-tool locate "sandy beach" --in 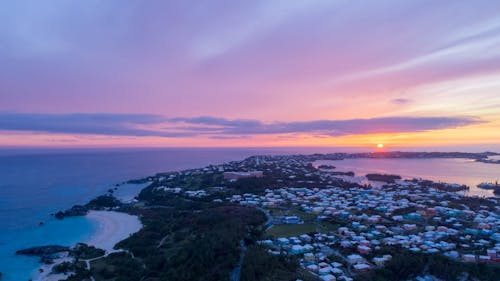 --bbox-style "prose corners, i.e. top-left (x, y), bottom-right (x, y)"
top-left (85, 210), bottom-right (142, 253)
top-left (34, 211), bottom-right (142, 281)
